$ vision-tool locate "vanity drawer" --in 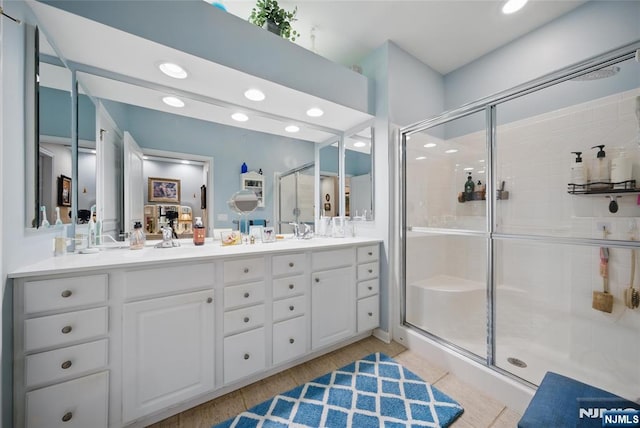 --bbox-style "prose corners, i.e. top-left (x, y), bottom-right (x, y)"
top-left (273, 295), bottom-right (306, 322)
top-left (25, 339), bottom-right (108, 388)
top-left (273, 275), bottom-right (305, 300)
top-left (357, 278), bottom-right (379, 299)
top-left (272, 253), bottom-right (306, 277)
top-left (357, 245), bottom-right (379, 264)
top-left (224, 304), bottom-right (265, 336)
top-left (25, 370), bottom-right (108, 428)
top-left (224, 281), bottom-right (265, 310)
top-left (223, 327), bottom-right (266, 384)
top-left (24, 275), bottom-right (108, 315)
top-left (311, 248), bottom-right (355, 271)
top-left (24, 307), bottom-right (108, 352)
top-left (125, 263), bottom-right (214, 300)
top-left (357, 295), bottom-right (379, 333)
top-left (223, 258), bottom-right (265, 284)
top-left (357, 261), bottom-right (379, 281)
top-left (273, 316), bottom-right (307, 366)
